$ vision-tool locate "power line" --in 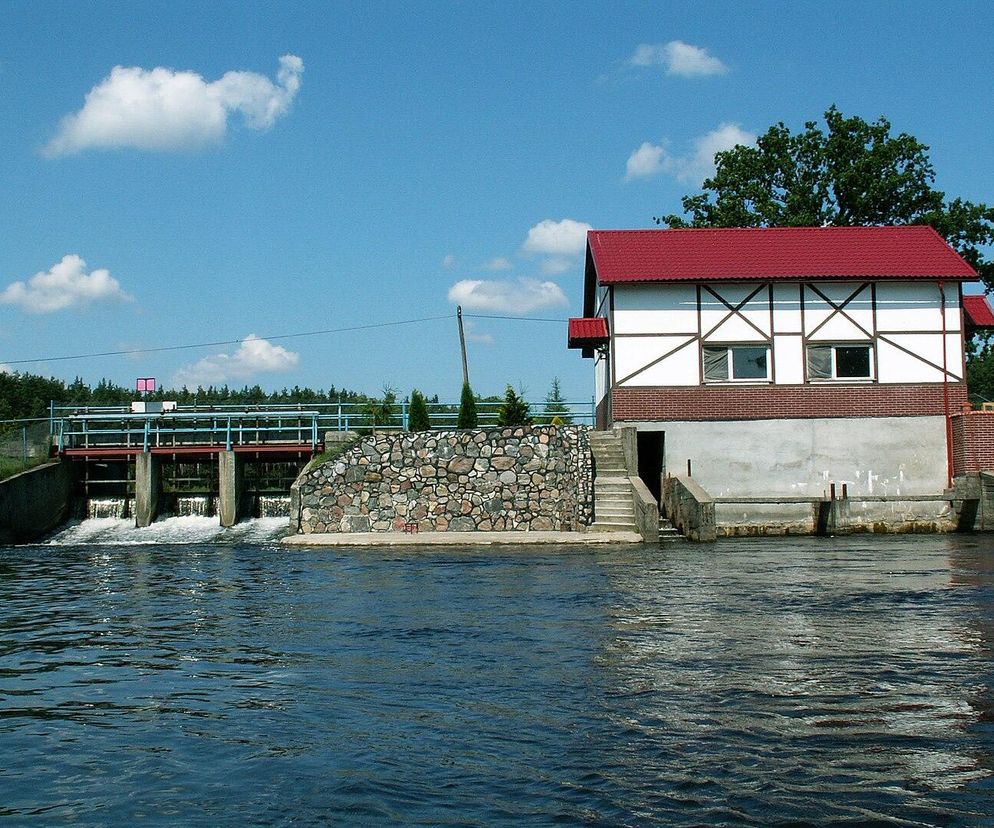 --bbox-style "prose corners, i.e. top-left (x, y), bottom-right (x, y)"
top-left (1, 313), bottom-right (455, 367)
top-left (462, 313), bottom-right (568, 323)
